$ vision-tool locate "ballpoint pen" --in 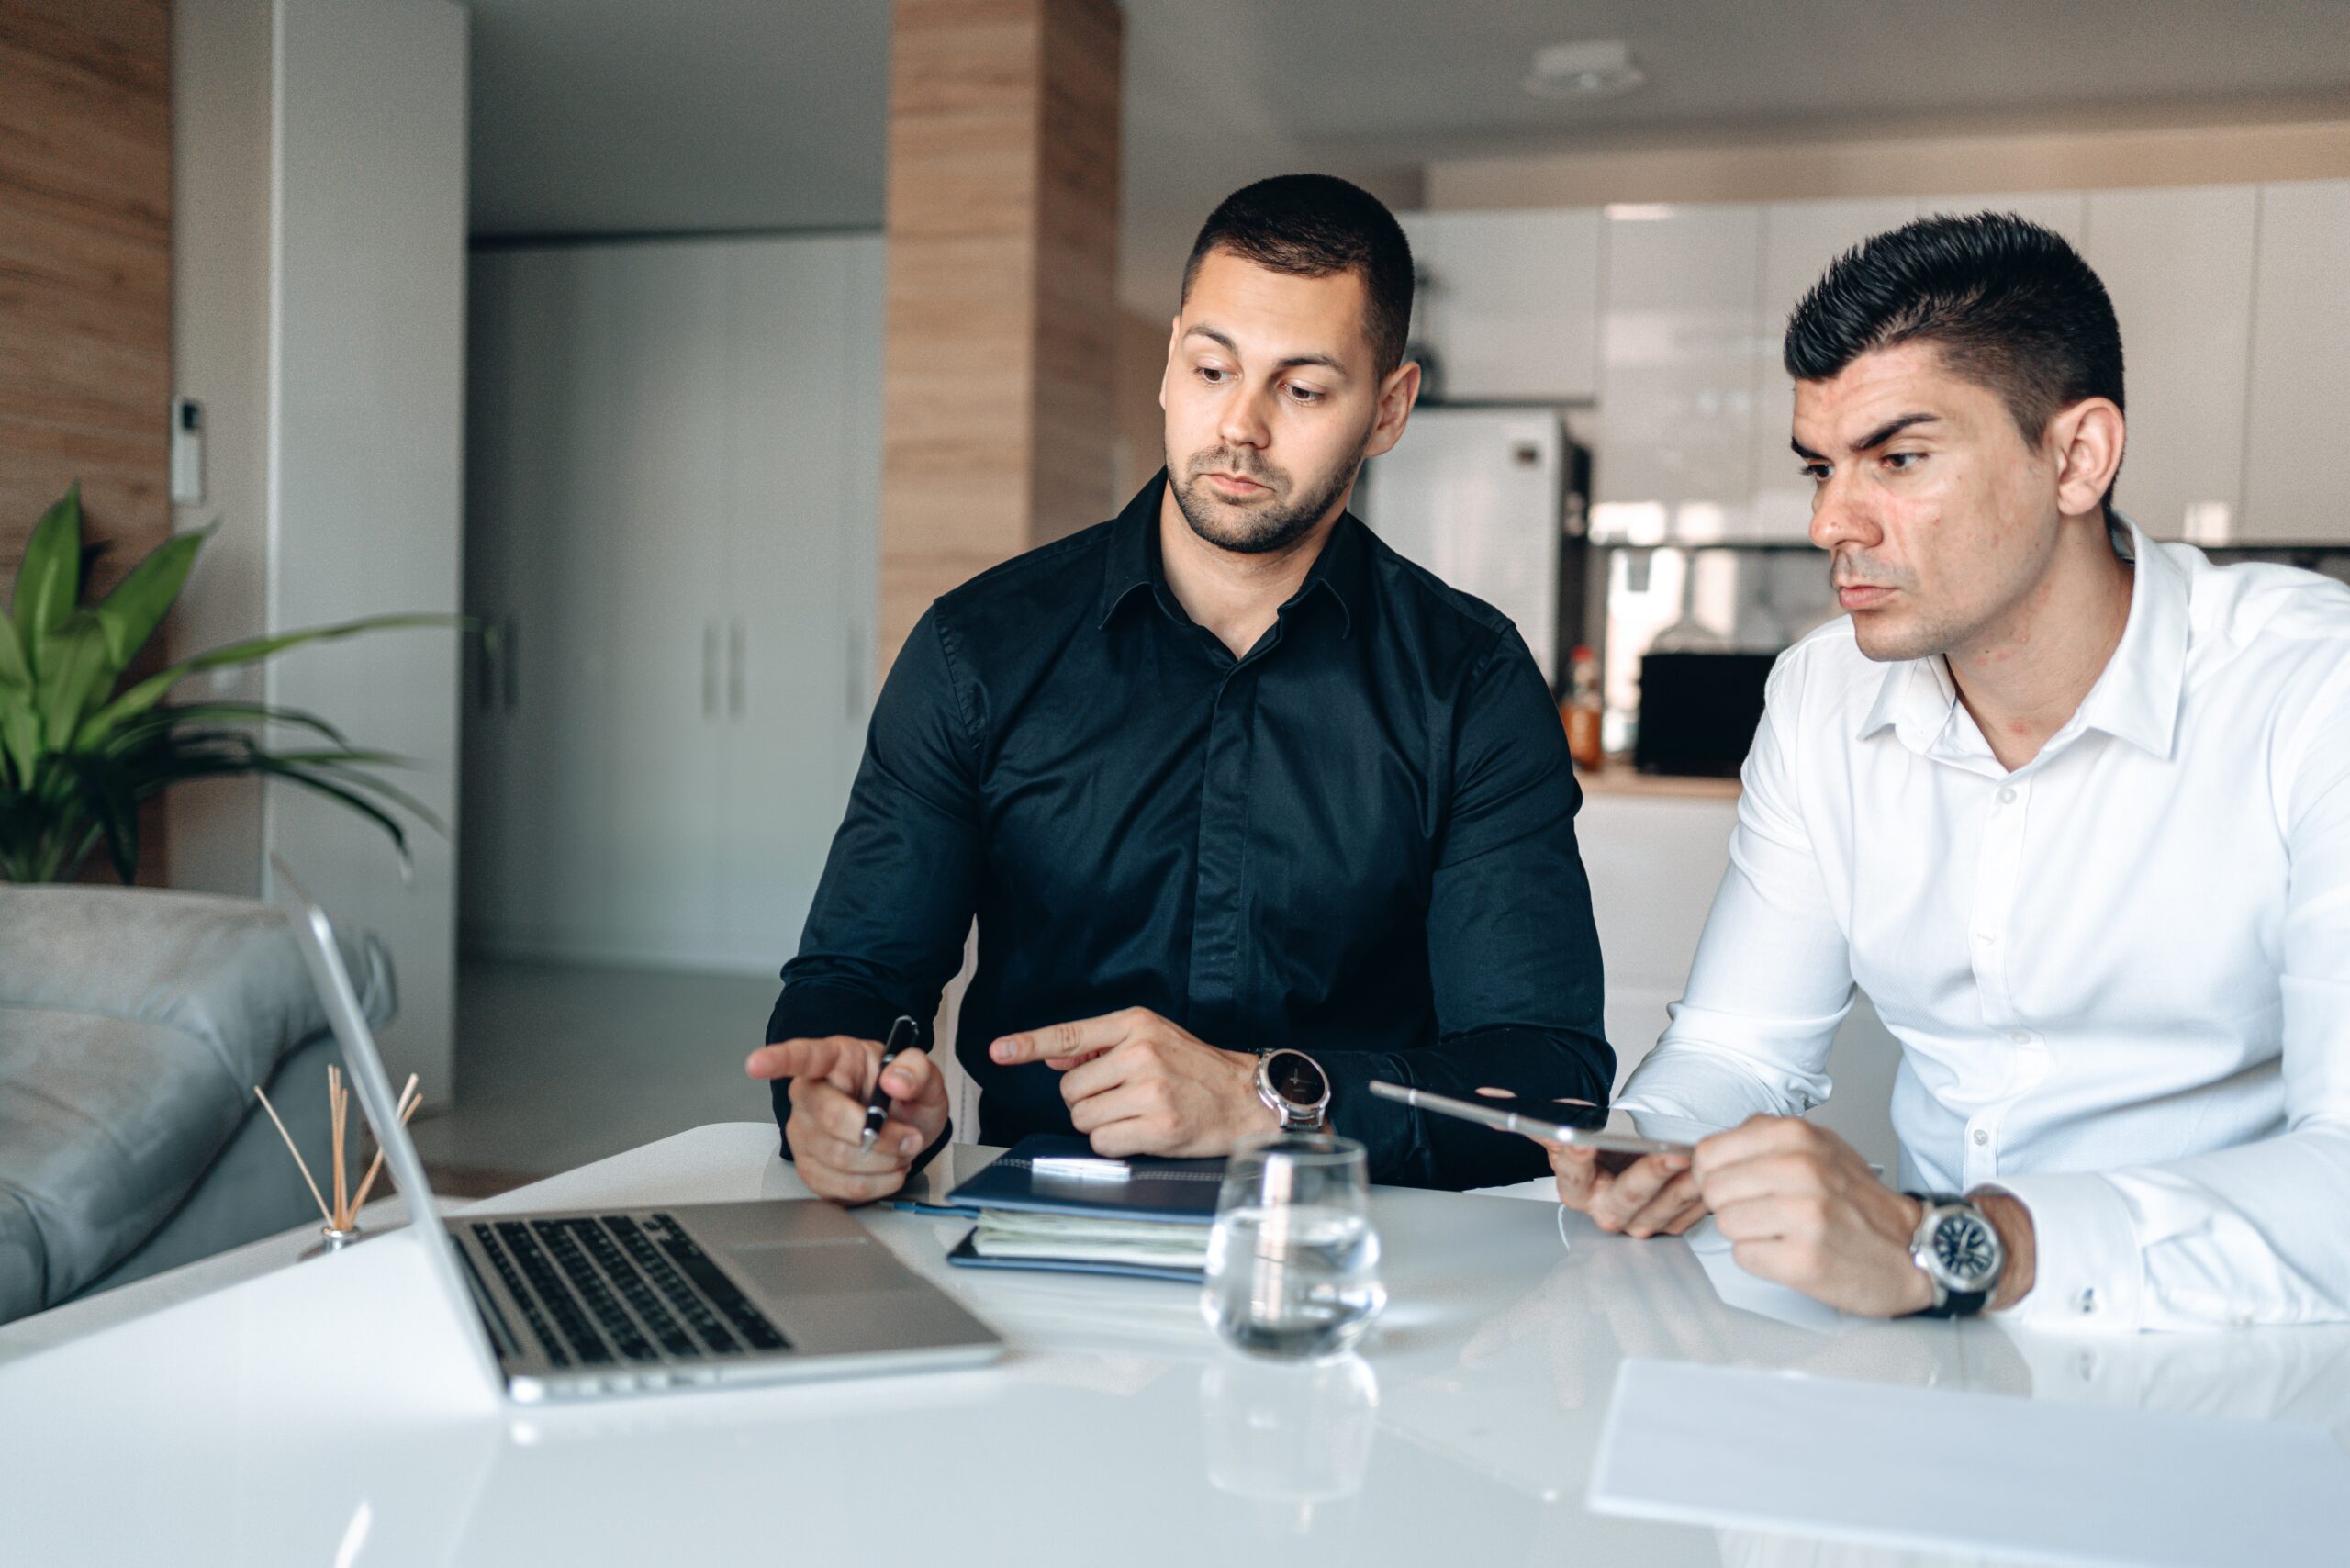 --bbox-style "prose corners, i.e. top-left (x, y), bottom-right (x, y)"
top-left (859, 1014), bottom-right (921, 1153)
